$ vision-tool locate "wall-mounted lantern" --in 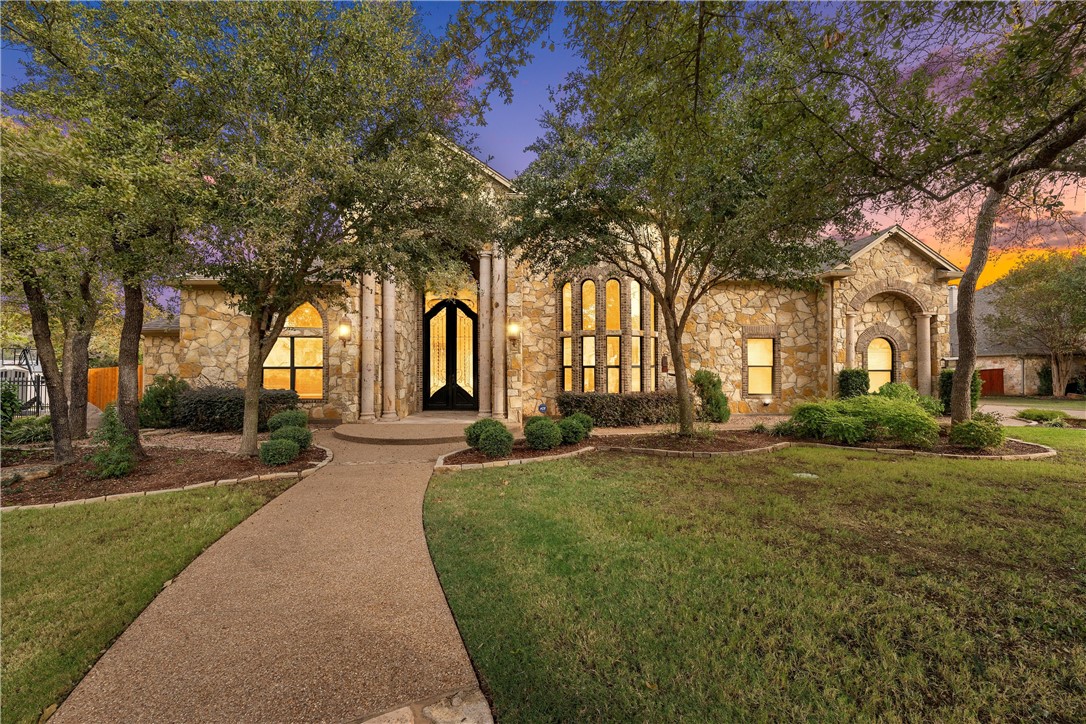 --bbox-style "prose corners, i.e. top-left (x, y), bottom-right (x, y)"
top-left (337, 321), bottom-right (352, 341)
